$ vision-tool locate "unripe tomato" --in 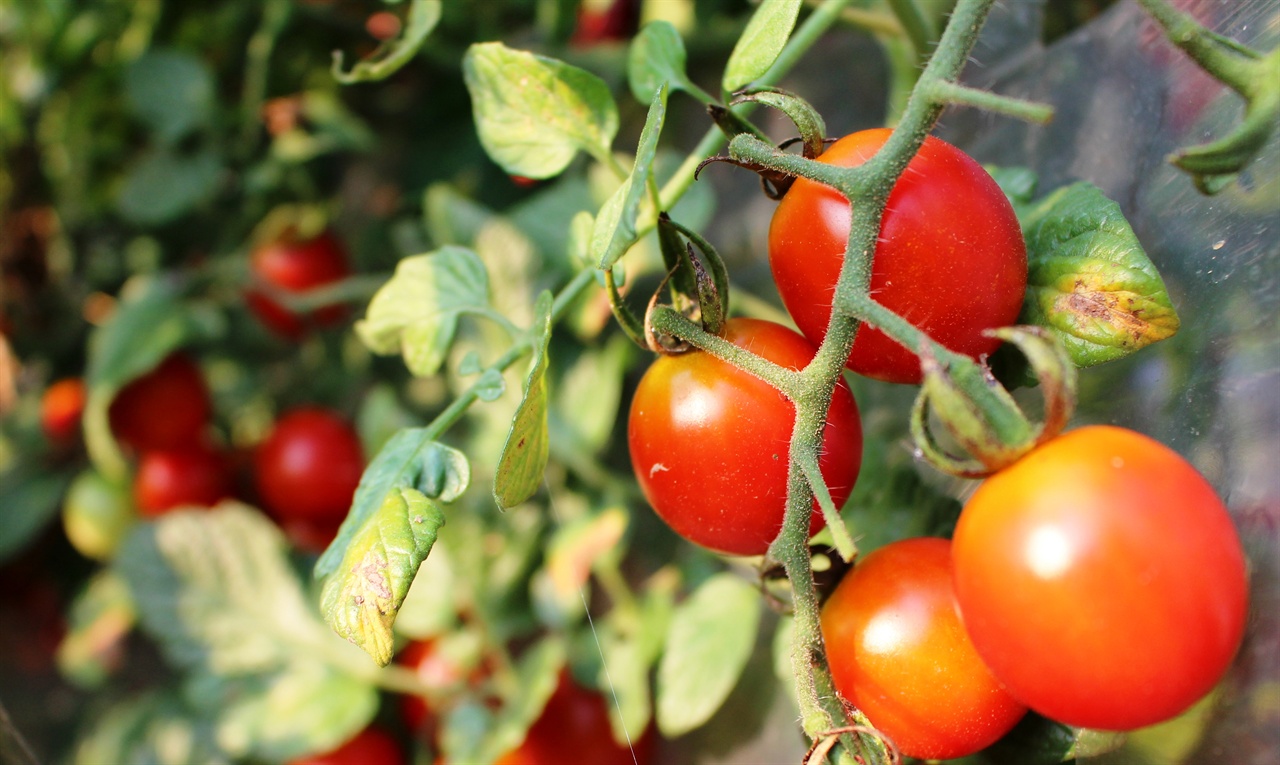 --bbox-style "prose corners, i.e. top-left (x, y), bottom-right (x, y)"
top-left (952, 426), bottom-right (1249, 730)
top-left (628, 318), bottom-right (862, 556)
top-left (247, 229), bottom-right (351, 339)
top-left (254, 408), bottom-right (364, 542)
top-left (62, 469), bottom-right (136, 561)
top-left (768, 129), bottom-right (1026, 384)
top-left (133, 444), bottom-right (232, 517)
top-left (288, 726), bottom-right (403, 765)
top-left (109, 354), bottom-right (212, 453)
top-left (821, 537), bottom-right (1027, 760)
top-left (41, 377), bottom-right (86, 444)
top-left (493, 672), bottom-right (652, 765)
